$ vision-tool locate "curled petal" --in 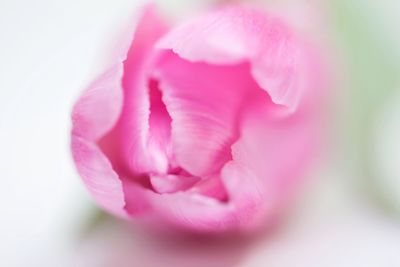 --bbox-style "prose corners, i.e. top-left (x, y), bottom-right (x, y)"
top-left (157, 6), bottom-right (310, 110)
